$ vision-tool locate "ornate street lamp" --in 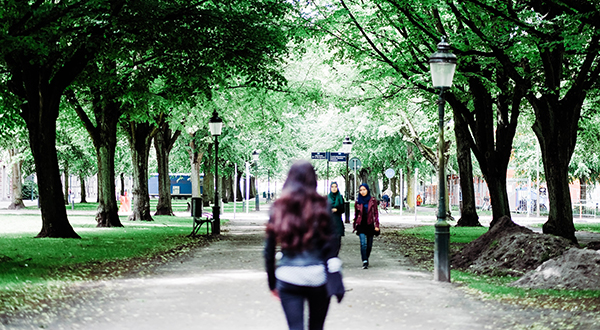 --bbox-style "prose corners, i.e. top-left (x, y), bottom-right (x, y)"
top-left (429, 37), bottom-right (456, 282)
top-left (252, 150), bottom-right (260, 211)
top-left (209, 110), bottom-right (223, 235)
top-left (340, 136), bottom-right (353, 223)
